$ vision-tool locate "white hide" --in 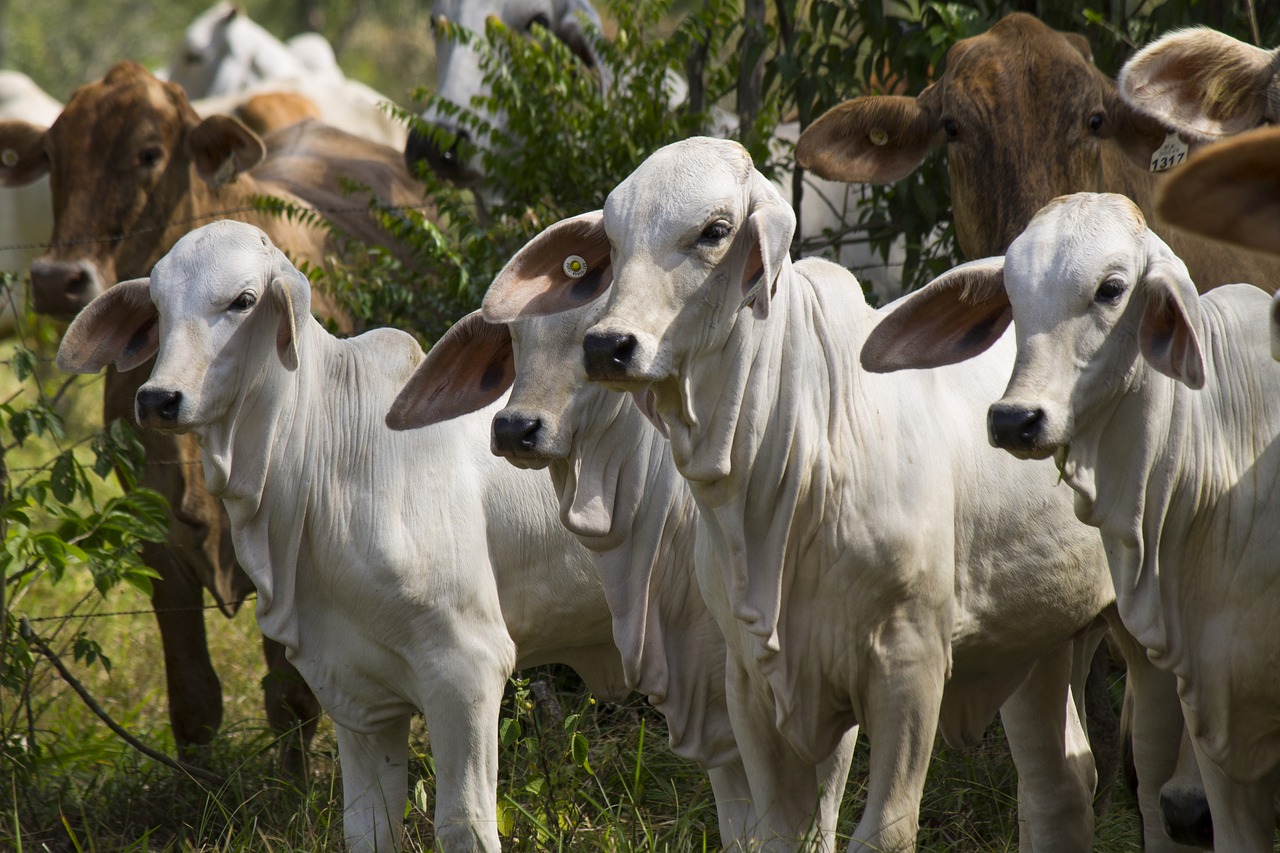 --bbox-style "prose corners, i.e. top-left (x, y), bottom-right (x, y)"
top-left (169, 2), bottom-right (407, 147)
top-left (56, 221), bottom-right (622, 853)
top-left (983, 193), bottom-right (1280, 850)
top-left (534, 137), bottom-right (1119, 851)
top-left (0, 71), bottom-right (61, 332)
